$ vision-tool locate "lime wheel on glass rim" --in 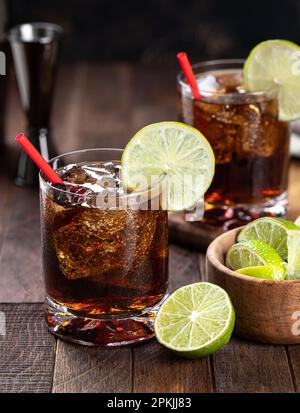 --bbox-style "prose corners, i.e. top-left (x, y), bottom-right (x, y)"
top-left (244, 39), bottom-right (300, 121)
top-left (121, 121), bottom-right (215, 211)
